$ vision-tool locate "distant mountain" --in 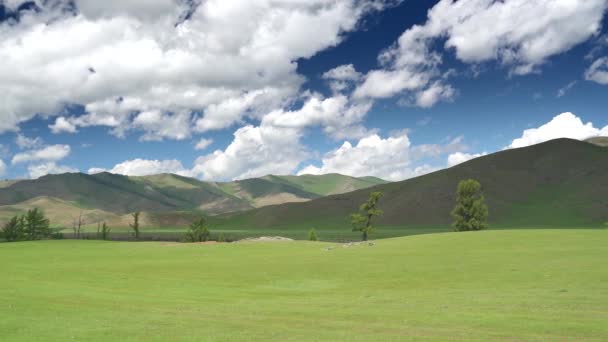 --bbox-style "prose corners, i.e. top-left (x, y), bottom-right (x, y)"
top-left (0, 172), bottom-right (386, 227)
top-left (586, 136), bottom-right (608, 147)
top-left (217, 138), bottom-right (608, 231)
